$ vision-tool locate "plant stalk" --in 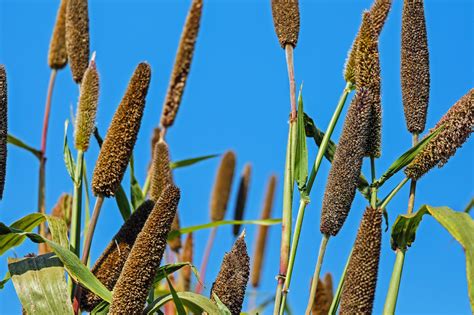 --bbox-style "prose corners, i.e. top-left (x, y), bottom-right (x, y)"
top-left (70, 150), bottom-right (84, 256)
top-left (328, 248), bottom-right (353, 315)
top-left (195, 226), bottom-right (217, 294)
top-left (306, 234), bottom-right (330, 314)
top-left (81, 195), bottom-right (105, 264)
